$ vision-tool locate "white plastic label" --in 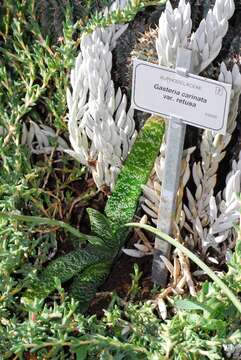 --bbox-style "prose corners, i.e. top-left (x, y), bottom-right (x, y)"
top-left (132, 59), bottom-right (231, 134)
